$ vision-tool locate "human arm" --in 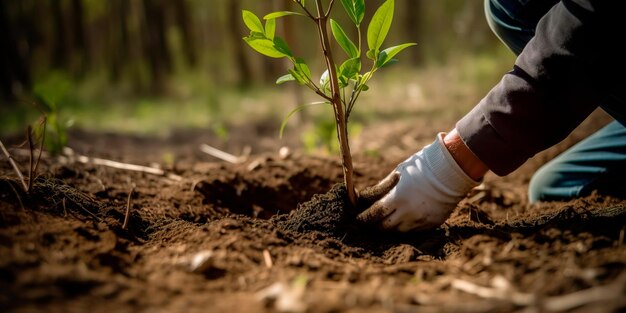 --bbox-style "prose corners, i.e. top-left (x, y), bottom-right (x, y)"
top-left (357, 0), bottom-right (624, 232)
top-left (458, 0), bottom-right (622, 175)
